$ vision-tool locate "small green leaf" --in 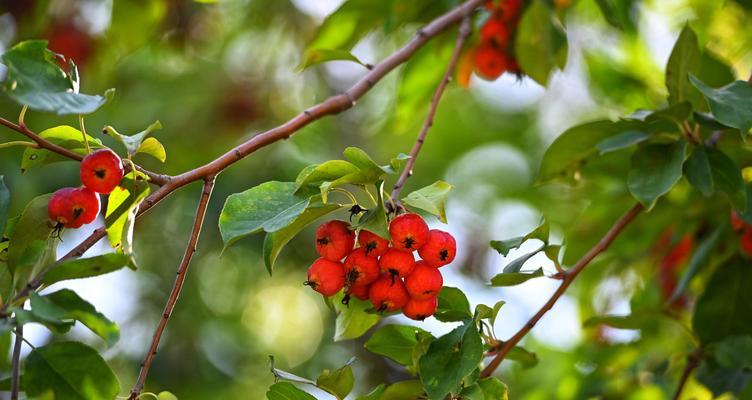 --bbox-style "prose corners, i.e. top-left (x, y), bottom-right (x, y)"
top-left (220, 182), bottom-right (311, 249)
top-left (23, 341), bottom-right (120, 400)
top-left (583, 310), bottom-right (660, 330)
top-left (489, 237), bottom-right (525, 257)
top-left (666, 25), bottom-right (701, 107)
top-left (135, 137), bottom-right (167, 162)
top-left (506, 346), bottom-right (538, 369)
top-left (7, 193), bottom-right (54, 276)
top-left (103, 121), bottom-right (162, 157)
top-left (475, 301), bottom-right (505, 326)
top-left (355, 385), bottom-right (385, 400)
top-left (490, 268), bottom-right (544, 287)
top-left (502, 247), bottom-right (543, 274)
top-left (627, 141), bottom-right (687, 209)
top-left (379, 380), bottom-right (425, 400)
top-left (685, 147), bottom-right (714, 196)
top-left (419, 320), bottom-right (484, 400)
top-left (355, 182), bottom-right (389, 239)
top-left (316, 358), bottom-right (355, 399)
top-left (33, 289), bottom-right (119, 346)
top-left (477, 377), bottom-right (509, 400)
top-left (594, 0), bottom-right (636, 31)
top-left (706, 148), bottom-right (746, 211)
top-left (157, 392), bottom-right (179, 400)
top-left (269, 356), bottom-right (317, 385)
top-left (364, 324), bottom-right (430, 366)
top-left (266, 382), bottom-right (316, 400)
top-left (515, 0), bottom-right (568, 86)
top-left (105, 174), bottom-right (150, 253)
top-left (20, 125), bottom-right (103, 171)
top-left (0, 176), bottom-right (9, 239)
top-left (401, 181), bottom-right (453, 223)
top-left (294, 160), bottom-right (360, 193)
top-left (298, 48), bottom-right (366, 71)
top-left (333, 293), bottom-right (380, 341)
top-left (711, 335), bottom-right (752, 369)
top-left (596, 130), bottom-right (649, 154)
top-left (43, 253), bottom-right (133, 286)
top-left (435, 286), bottom-right (472, 322)
top-left (690, 76), bottom-right (752, 135)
